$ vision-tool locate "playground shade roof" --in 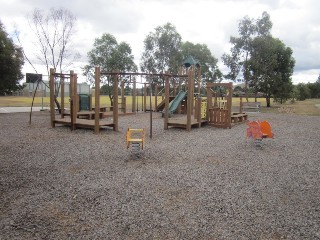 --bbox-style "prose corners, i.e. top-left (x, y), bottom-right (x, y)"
top-left (182, 55), bottom-right (200, 68)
